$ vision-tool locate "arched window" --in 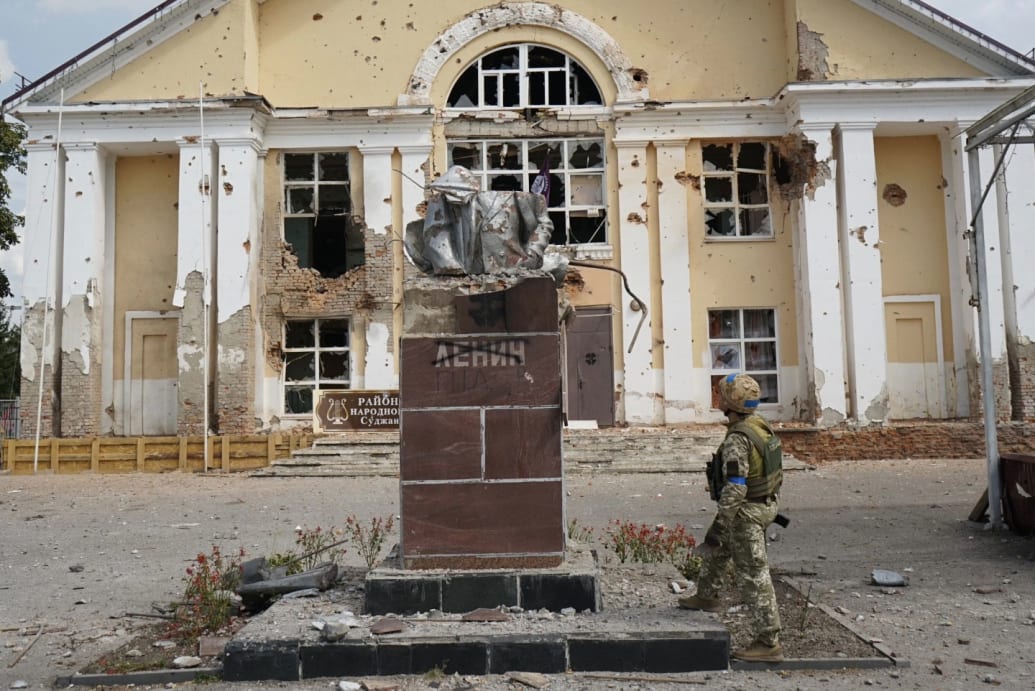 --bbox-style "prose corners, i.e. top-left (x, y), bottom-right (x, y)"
top-left (447, 44), bottom-right (602, 108)
top-left (445, 44), bottom-right (607, 246)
